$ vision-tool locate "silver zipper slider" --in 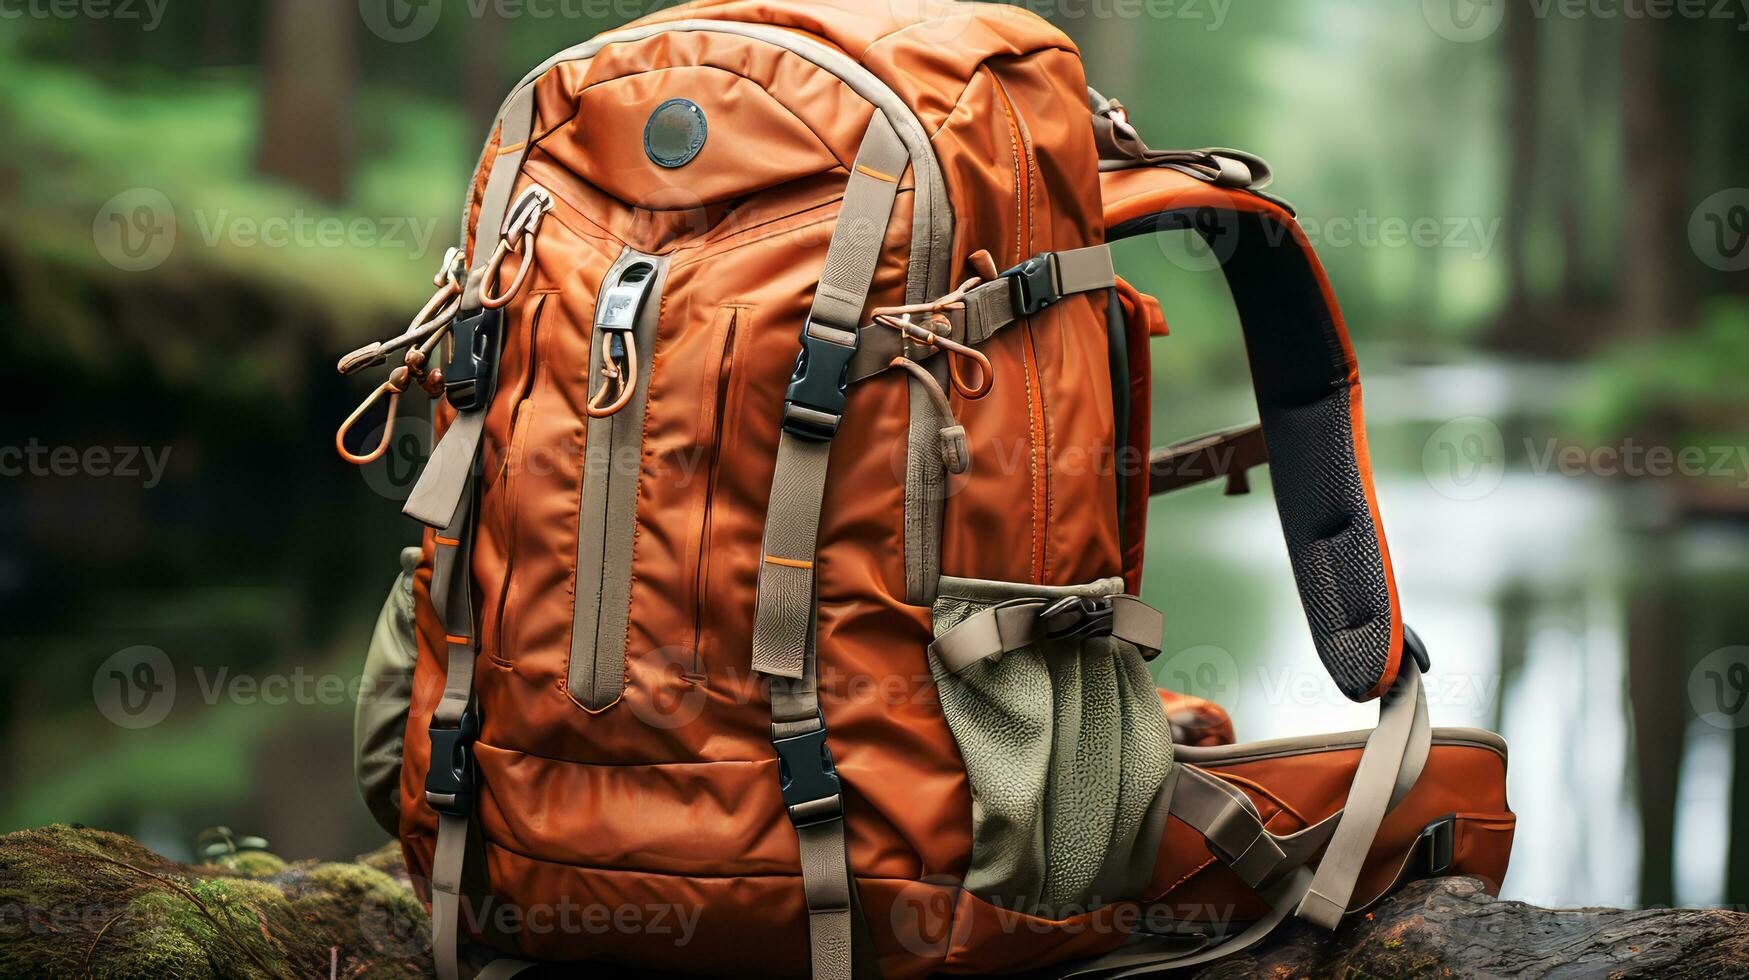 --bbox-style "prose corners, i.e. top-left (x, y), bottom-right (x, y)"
top-left (586, 261), bottom-right (659, 418)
